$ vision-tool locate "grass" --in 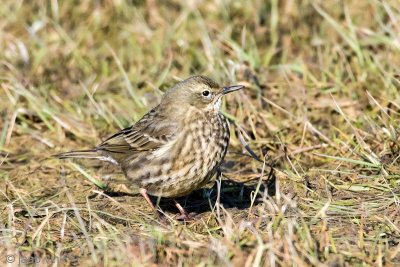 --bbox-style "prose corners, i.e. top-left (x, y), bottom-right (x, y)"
top-left (1, 0), bottom-right (399, 266)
